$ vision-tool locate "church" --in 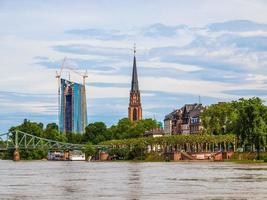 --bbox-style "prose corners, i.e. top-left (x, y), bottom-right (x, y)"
top-left (128, 46), bottom-right (142, 122)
